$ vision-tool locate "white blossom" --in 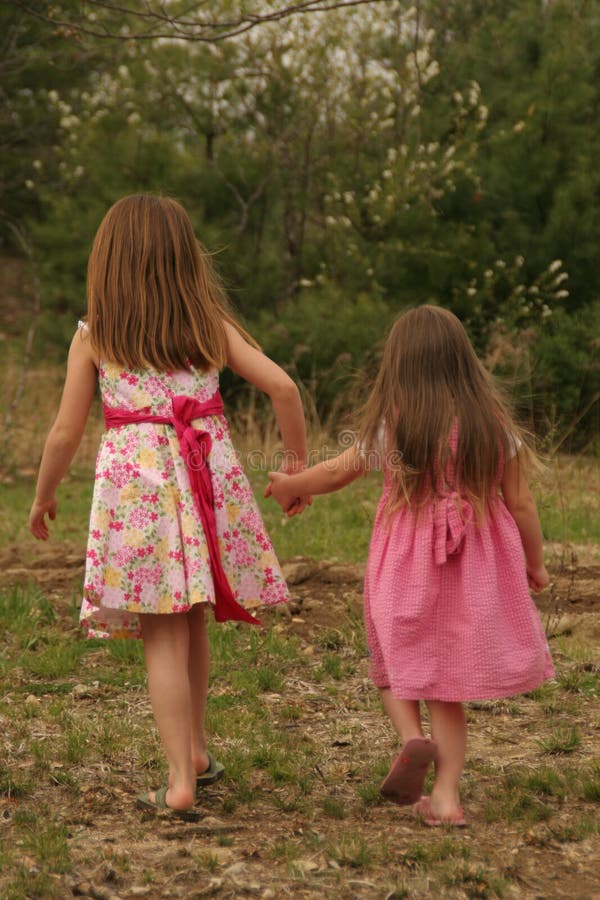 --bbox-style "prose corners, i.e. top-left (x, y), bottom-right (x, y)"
top-left (60, 114), bottom-right (80, 129)
top-left (468, 82), bottom-right (481, 106)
